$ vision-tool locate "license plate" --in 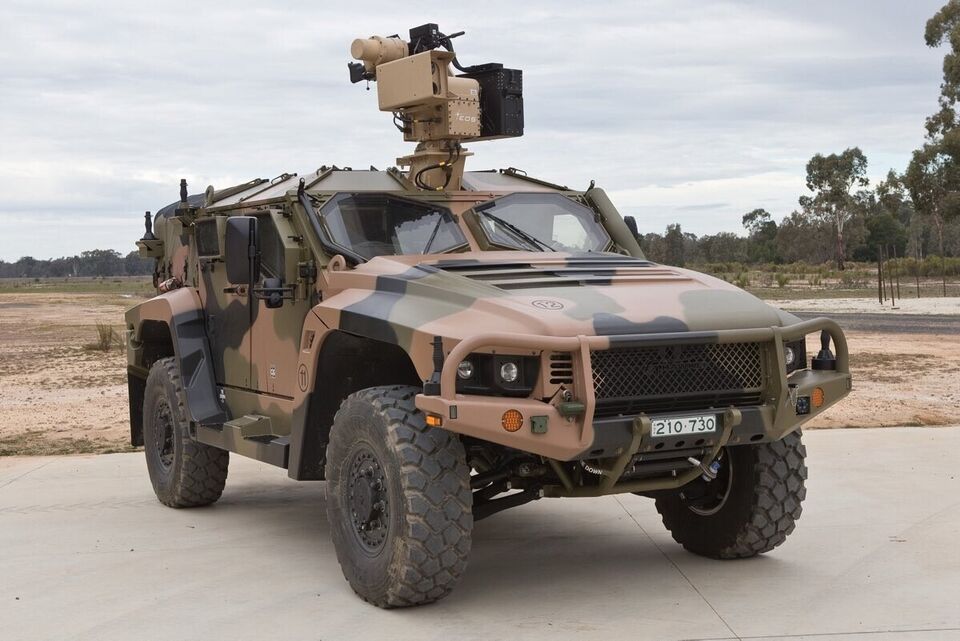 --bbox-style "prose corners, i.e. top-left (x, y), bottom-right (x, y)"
top-left (650, 414), bottom-right (718, 438)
